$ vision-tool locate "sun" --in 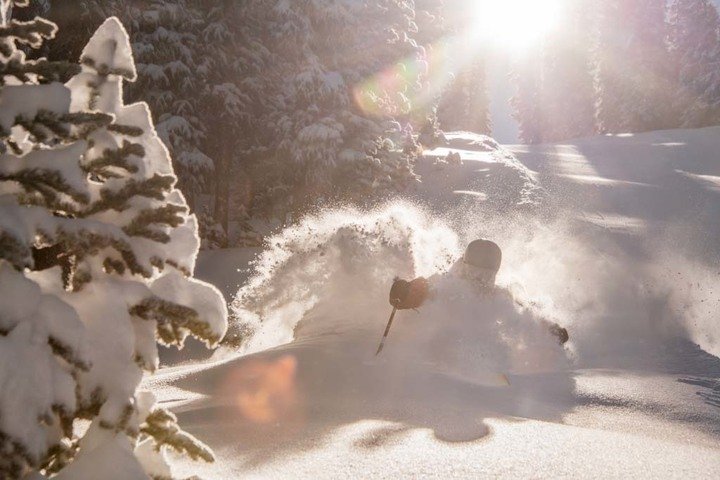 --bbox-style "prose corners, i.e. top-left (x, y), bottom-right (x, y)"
top-left (472, 0), bottom-right (563, 50)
